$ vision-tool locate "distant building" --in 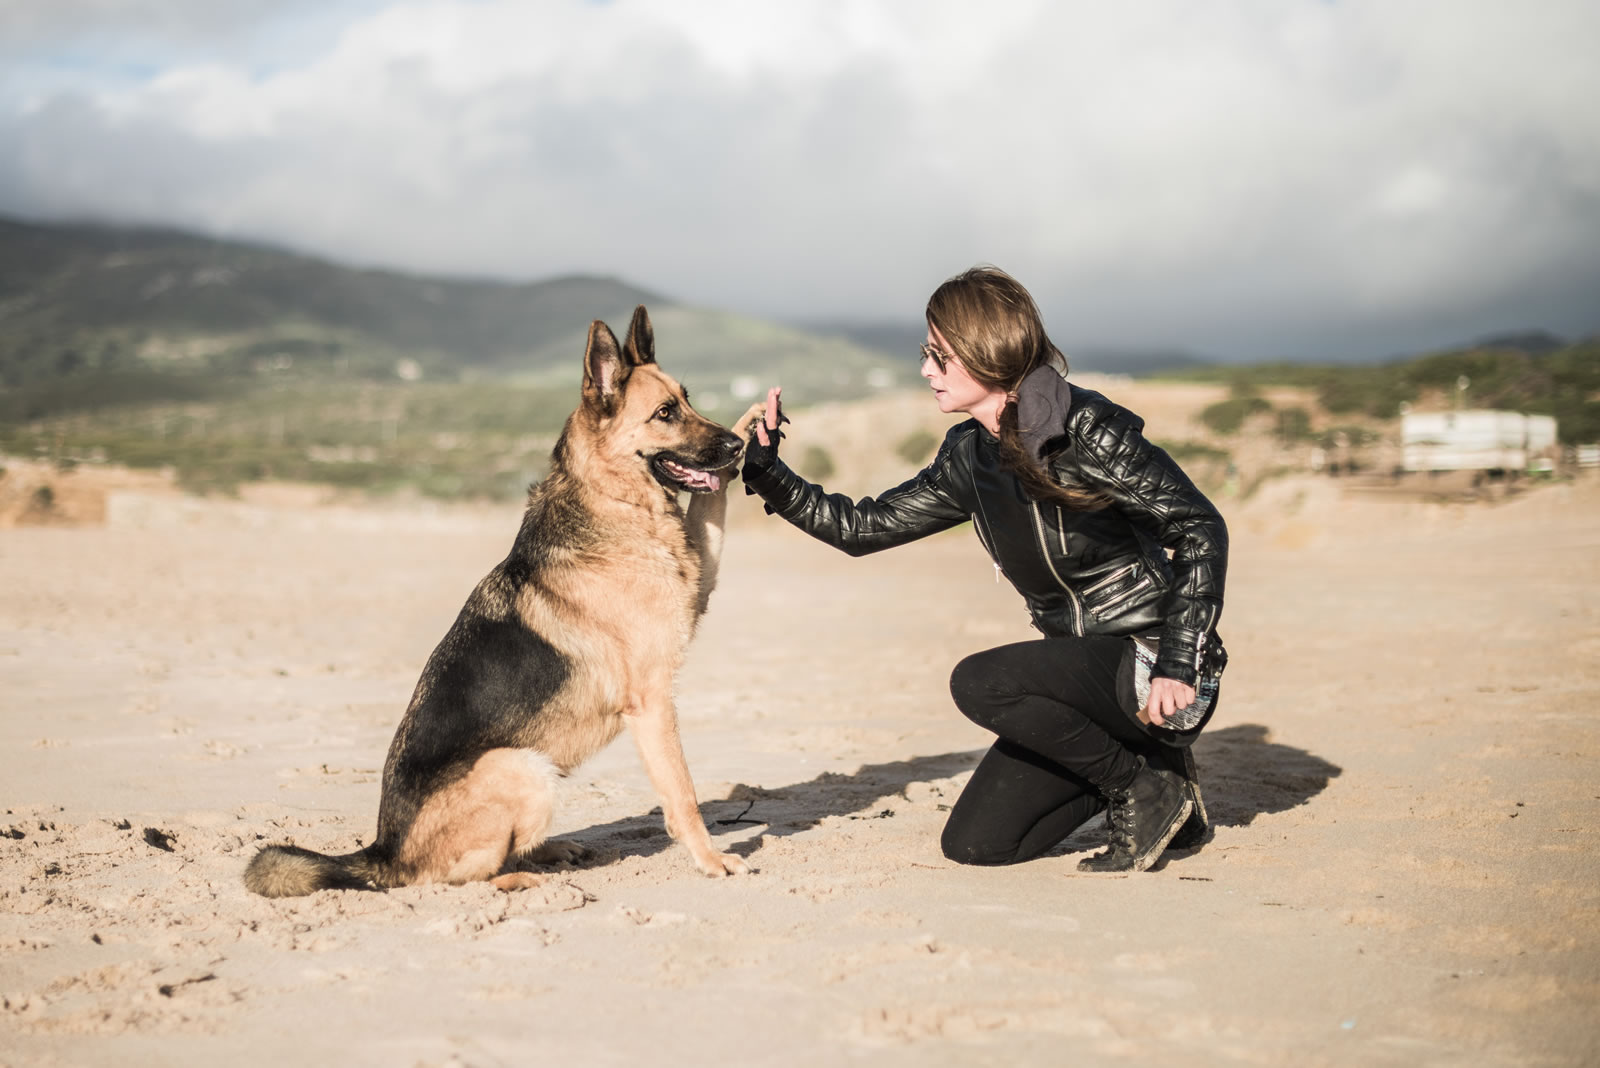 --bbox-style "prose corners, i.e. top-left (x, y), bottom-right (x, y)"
top-left (1401, 410), bottom-right (1558, 473)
